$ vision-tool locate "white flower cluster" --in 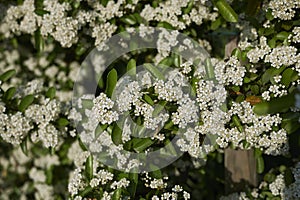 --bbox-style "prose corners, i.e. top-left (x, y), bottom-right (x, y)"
top-left (25, 98), bottom-right (61, 148)
top-left (172, 95), bottom-right (198, 128)
top-left (292, 26), bottom-right (300, 43)
top-left (92, 93), bottom-right (119, 125)
top-left (268, 0), bottom-right (300, 20)
top-left (216, 101), bottom-right (287, 155)
top-left (221, 162), bottom-right (300, 200)
top-left (264, 46), bottom-right (299, 69)
top-left (0, 112), bottom-right (32, 145)
top-left (269, 174), bottom-right (285, 197)
top-left (215, 56), bottom-right (246, 86)
top-left (246, 36), bottom-right (271, 63)
top-left (262, 84), bottom-right (288, 101)
top-left (0, 0), bottom-right (128, 47)
top-left (141, 0), bottom-right (217, 30)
